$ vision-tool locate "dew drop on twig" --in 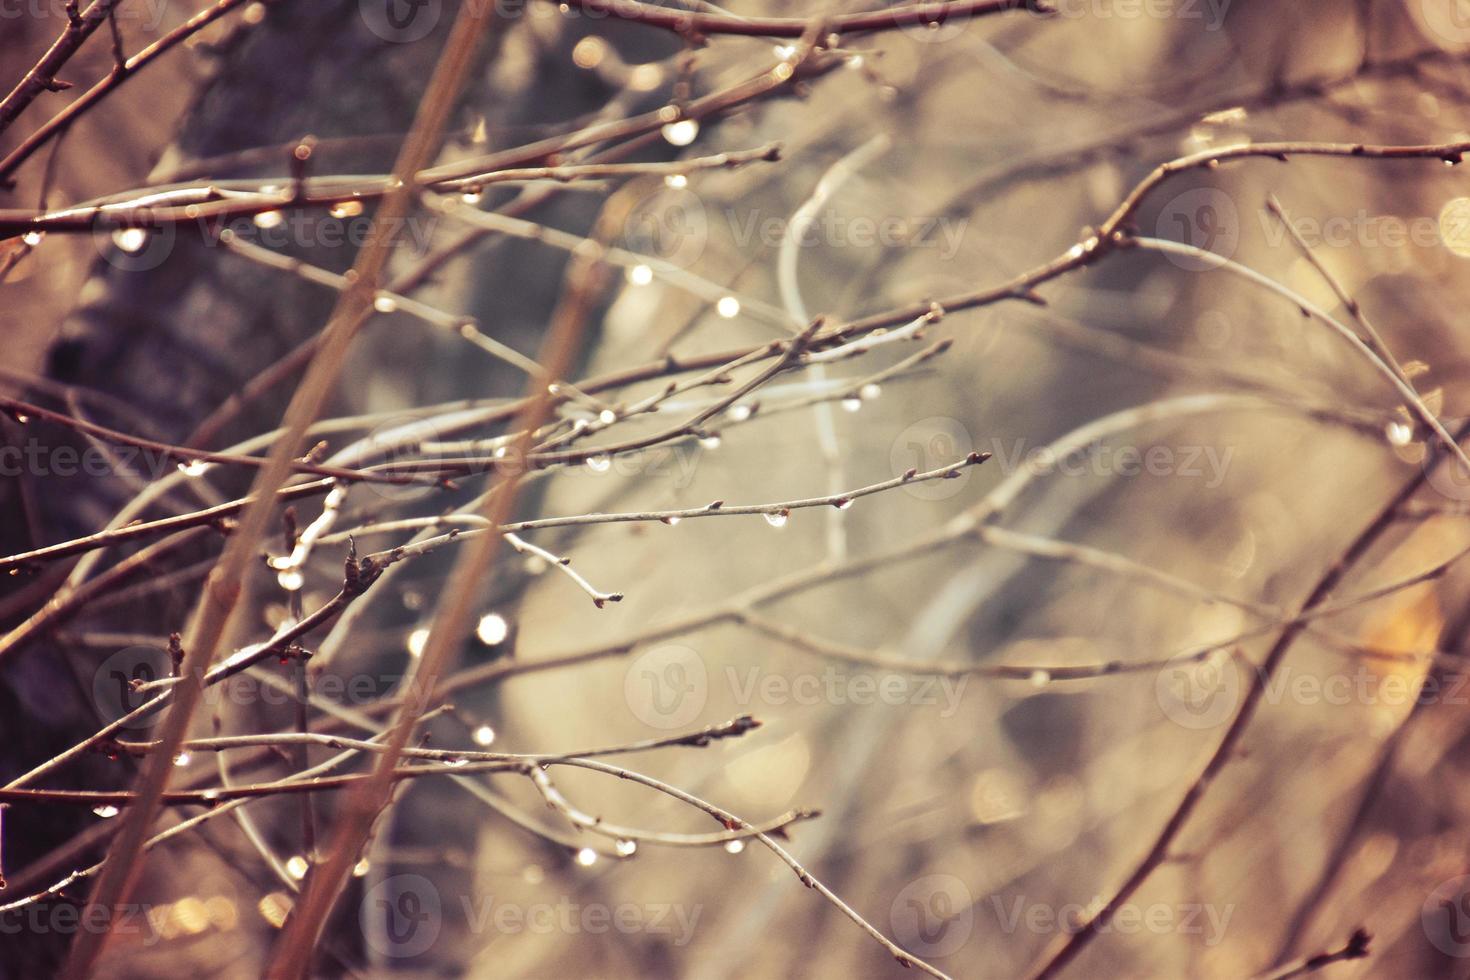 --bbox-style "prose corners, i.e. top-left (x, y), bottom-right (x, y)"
top-left (764, 511), bottom-right (789, 528)
top-left (586, 454), bottom-right (611, 473)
